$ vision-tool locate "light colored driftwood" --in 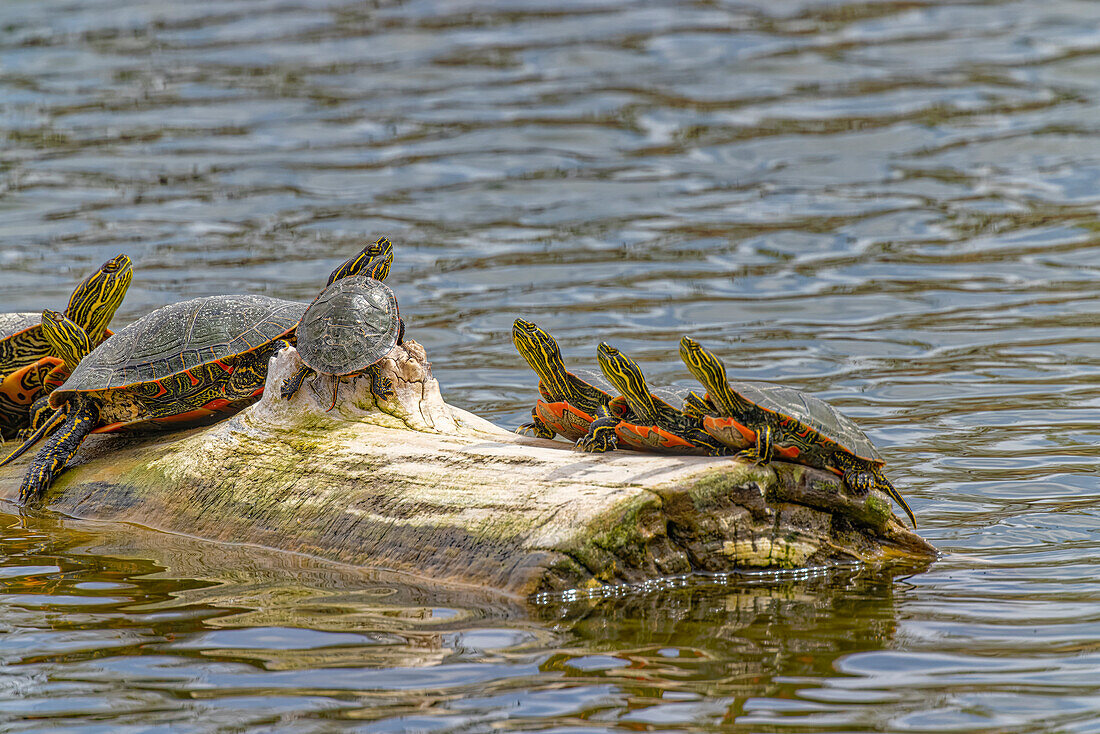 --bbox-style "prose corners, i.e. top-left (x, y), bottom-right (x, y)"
top-left (0, 342), bottom-right (934, 597)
